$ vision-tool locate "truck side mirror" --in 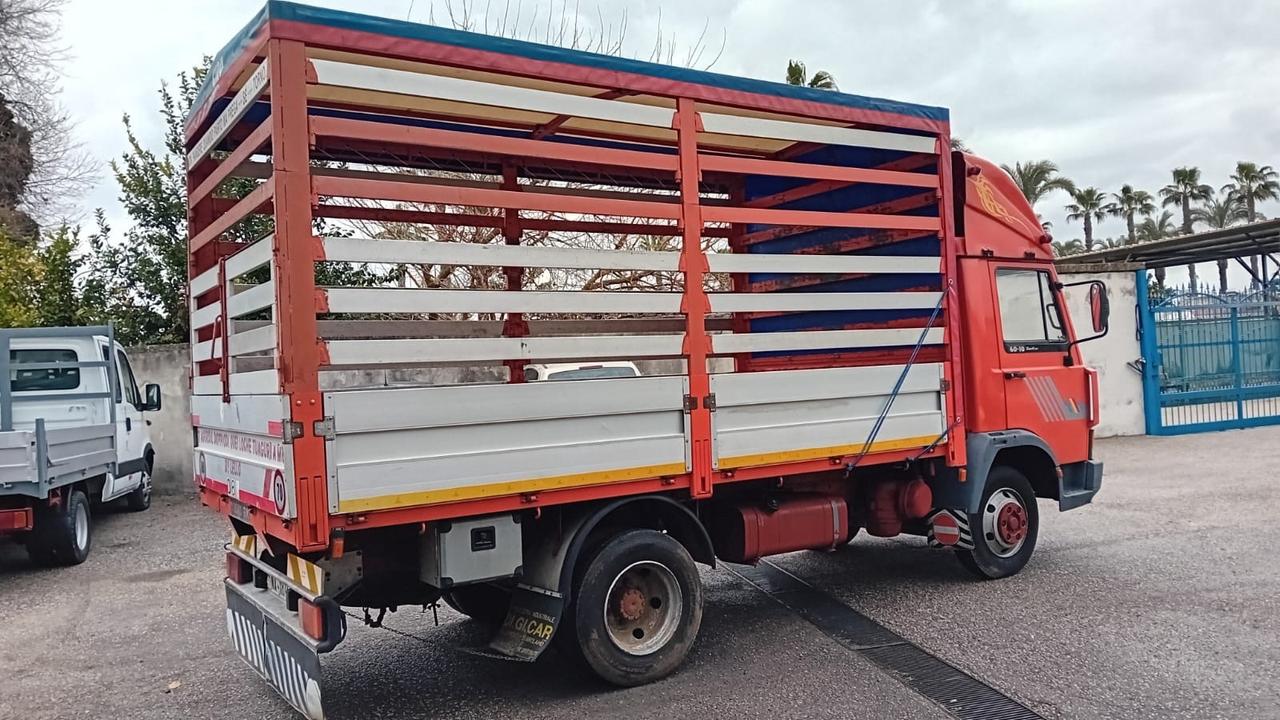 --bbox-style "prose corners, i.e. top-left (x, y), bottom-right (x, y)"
top-left (1087, 282), bottom-right (1109, 334)
top-left (143, 383), bottom-right (162, 412)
